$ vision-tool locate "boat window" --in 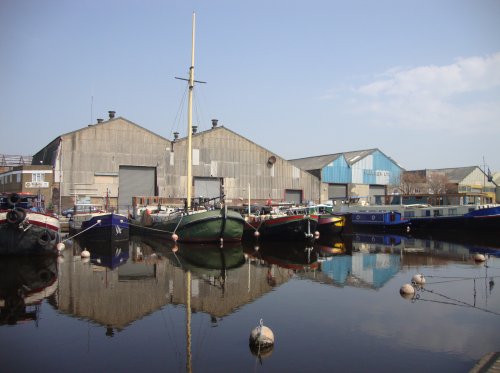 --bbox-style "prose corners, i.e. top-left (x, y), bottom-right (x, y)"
top-left (425, 210), bottom-right (431, 217)
top-left (448, 208), bottom-right (457, 216)
top-left (433, 210), bottom-right (441, 217)
top-left (404, 211), bottom-right (415, 218)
